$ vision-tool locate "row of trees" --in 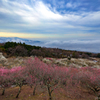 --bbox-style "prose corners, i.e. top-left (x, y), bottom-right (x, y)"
top-left (0, 57), bottom-right (100, 99)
